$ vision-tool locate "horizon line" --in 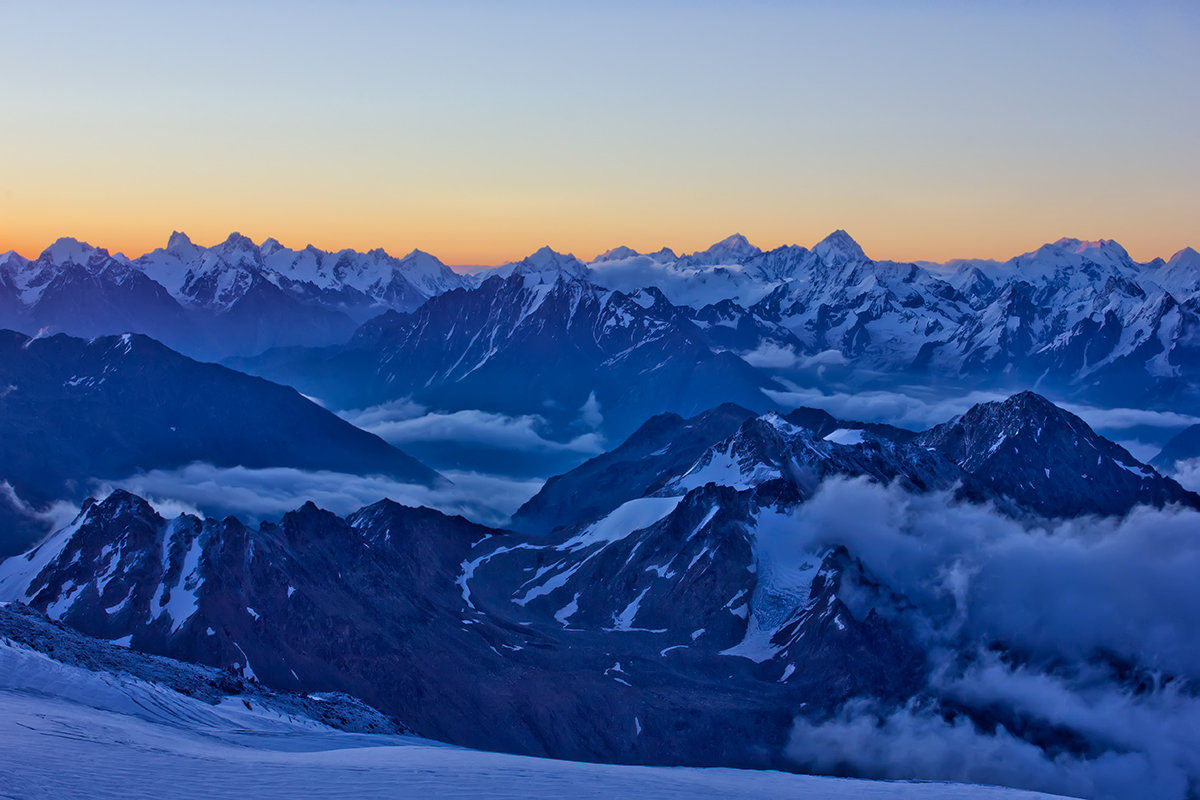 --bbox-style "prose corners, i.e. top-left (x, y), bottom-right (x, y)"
top-left (3, 230), bottom-right (1196, 272)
